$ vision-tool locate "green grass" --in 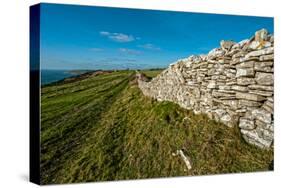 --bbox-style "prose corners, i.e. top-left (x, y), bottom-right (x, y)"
top-left (140, 69), bottom-right (163, 79)
top-left (40, 70), bottom-right (273, 184)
